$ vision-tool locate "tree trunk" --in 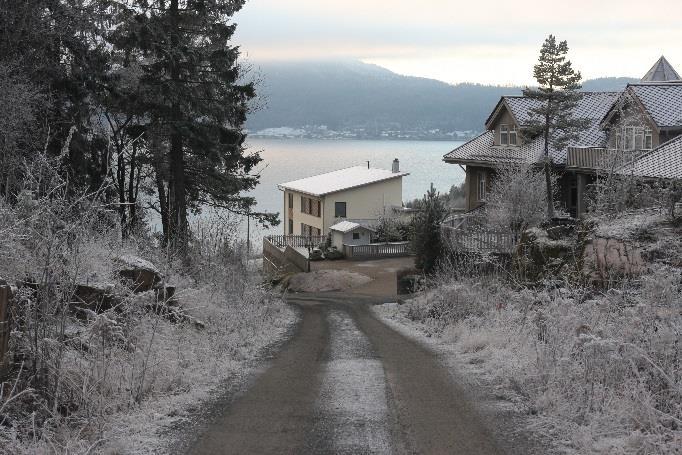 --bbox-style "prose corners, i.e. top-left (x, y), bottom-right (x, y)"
top-left (150, 124), bottom-right (170, 244)
top-left (168, 0), bottom-right (188, 256)
top-left (169, 131), bottom-right (187, 253)
top-left (543, 109), bottom-right (555, 220)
